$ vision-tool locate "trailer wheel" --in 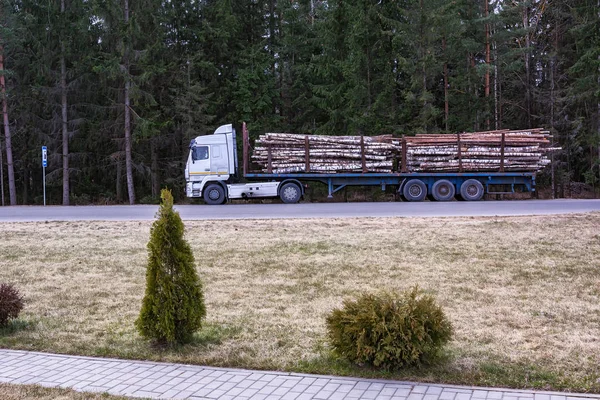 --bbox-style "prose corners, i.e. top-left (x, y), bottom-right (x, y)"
top-left (203, 184), bottom-right (226, 205)
top-left (280, 182), bottom-right (302, 204)
top-left (402, 179), bottom-right (427, 202)
top-left (431, 179), bottom-right (455, 201)
top-left (459, 179), bottom-right (484, 201)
